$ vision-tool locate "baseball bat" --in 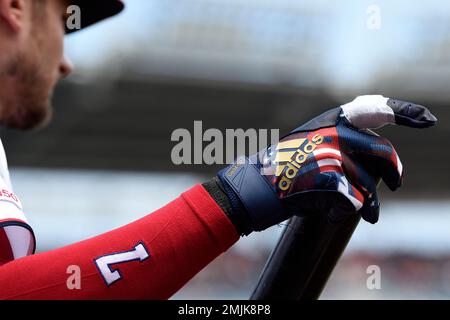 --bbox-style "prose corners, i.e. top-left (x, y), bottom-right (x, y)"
top-left (250, 212), bottom-right (360, 300)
